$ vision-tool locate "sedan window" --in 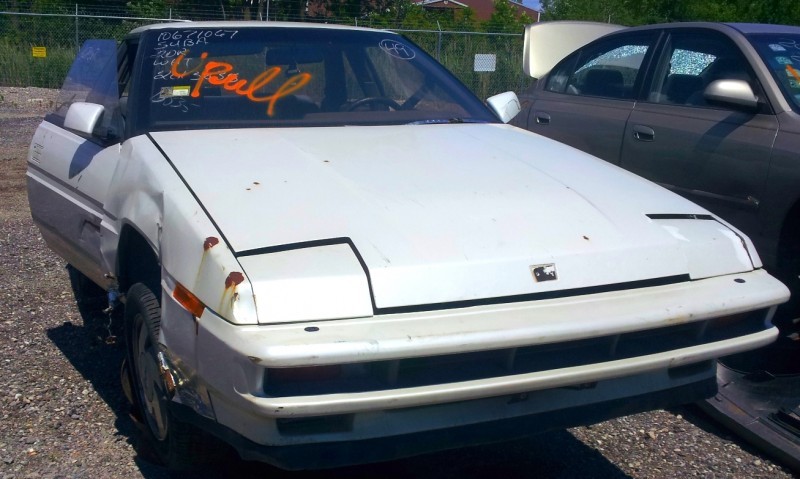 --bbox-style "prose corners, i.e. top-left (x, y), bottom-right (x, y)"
top-left (50, 39), bottom-right (123, 142)
top-left (647, 32), bottom-right (755, 108)
top-left (545, 34), bottom-right (655, 100)
top-left (748, 33), bottom-right (800, 112)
